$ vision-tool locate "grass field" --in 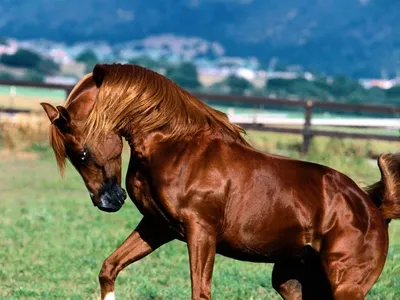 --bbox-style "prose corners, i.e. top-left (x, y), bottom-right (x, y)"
top-left (0, 86), bottom-right (65, 99)
top-left (0, 87), bottom-right (65, 112)
top-left (1, 130), bottom-right (400, 299)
